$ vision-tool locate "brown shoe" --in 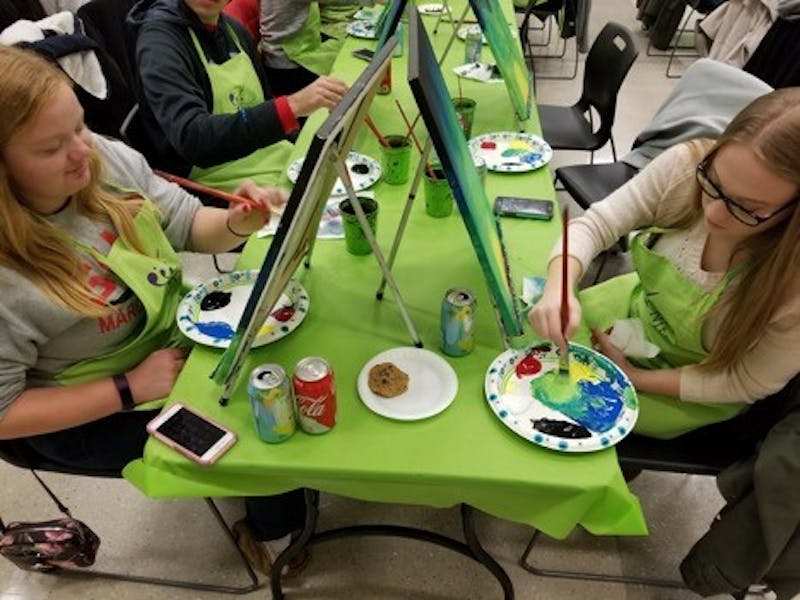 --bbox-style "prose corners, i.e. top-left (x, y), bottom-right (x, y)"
top-left (232, 519), bottom-right (310, 578)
